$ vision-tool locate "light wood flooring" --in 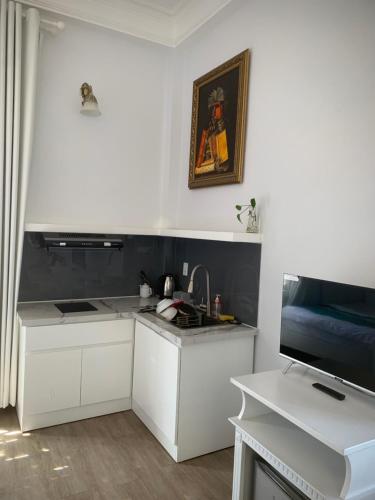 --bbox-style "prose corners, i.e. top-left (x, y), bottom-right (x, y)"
top-left (0, 408), bottom-right (234, 500)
